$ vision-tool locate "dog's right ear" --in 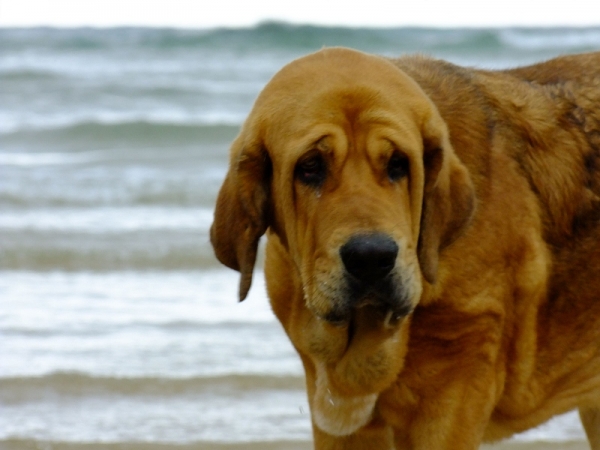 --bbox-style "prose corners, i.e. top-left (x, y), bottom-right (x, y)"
top-left (417, 114), bottom-right (476, 285)
top-left (210, 131), bottom-right (271, 301)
